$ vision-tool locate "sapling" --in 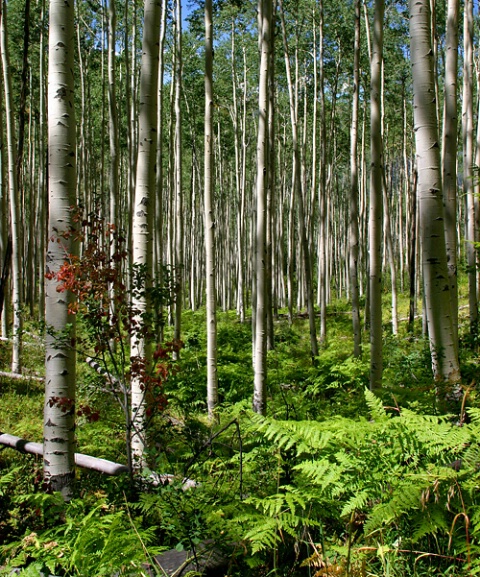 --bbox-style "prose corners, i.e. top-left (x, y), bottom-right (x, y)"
top-left (51, 209), bottom-right (179, 478)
